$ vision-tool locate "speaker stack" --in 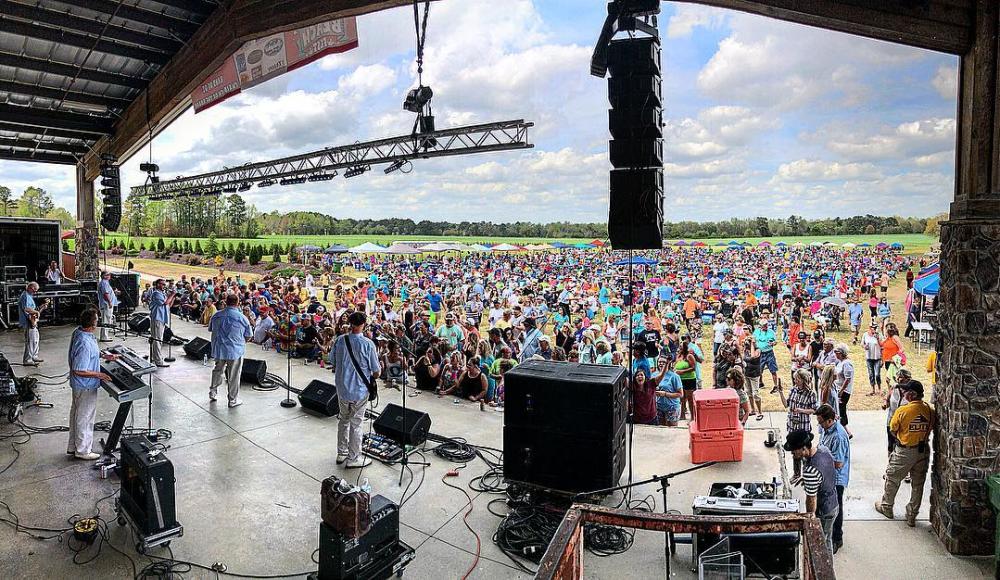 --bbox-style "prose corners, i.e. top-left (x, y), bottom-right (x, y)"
top-left (606, 10), bottom-right (664, 250)
top-left (503, 360), bottom-right (628, 494)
